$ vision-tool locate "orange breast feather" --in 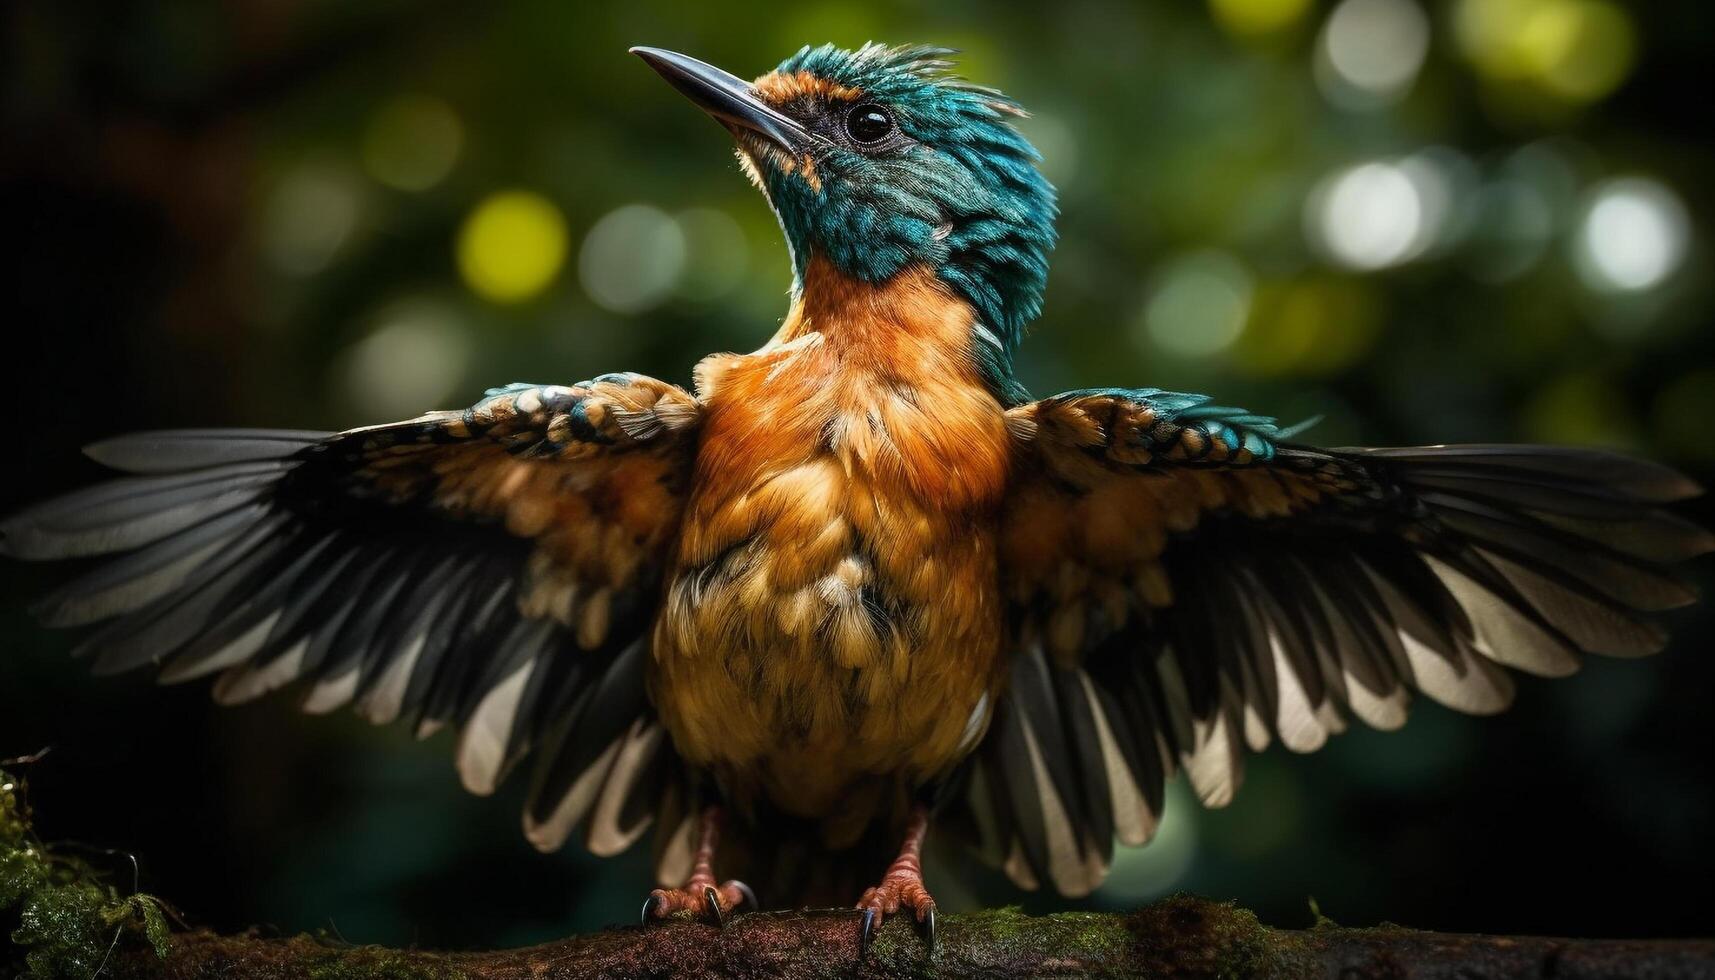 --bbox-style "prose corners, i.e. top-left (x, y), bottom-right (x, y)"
top-left (651, 259), bottom-right (1011, 837)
